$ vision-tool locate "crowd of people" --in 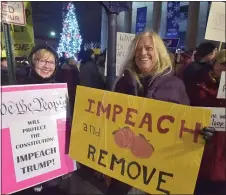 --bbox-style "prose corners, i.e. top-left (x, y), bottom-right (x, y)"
top-left (1, 31), bottom-right (226, 195)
